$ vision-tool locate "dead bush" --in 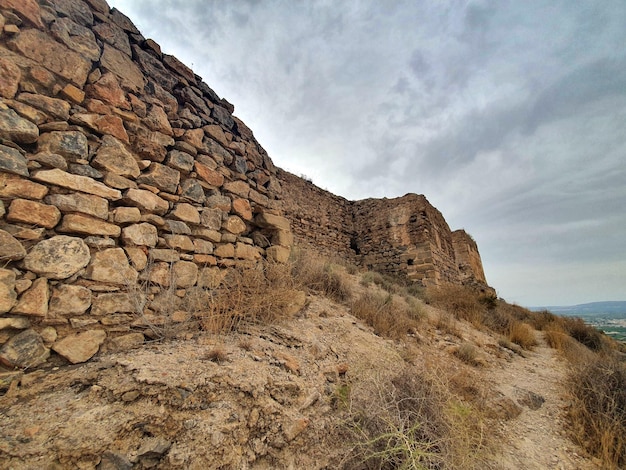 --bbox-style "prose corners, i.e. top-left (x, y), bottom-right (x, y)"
top-left (291, 249), bottom-right (352, 302)
top-left (189, 262), bottom-right (301, 334)
top-left (508, 322), bottom-right (538, 349)
top-left (567, 357), bottom-right (626, 468)
top-left (455, 342), bottom-right (480, 366)
top-left (425, 285), bottom-right (485, 327)
top-left (562, 317), bottom-right (605, 352)
top-left (351, 292), bottom-right (421, 340)
top-left (342, 366), bottom-right (488, 469)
